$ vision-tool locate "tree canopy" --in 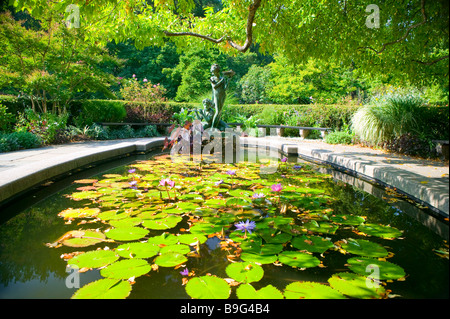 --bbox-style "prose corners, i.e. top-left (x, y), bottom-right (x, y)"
top-left (9, 0), bottom-right (449, 86)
